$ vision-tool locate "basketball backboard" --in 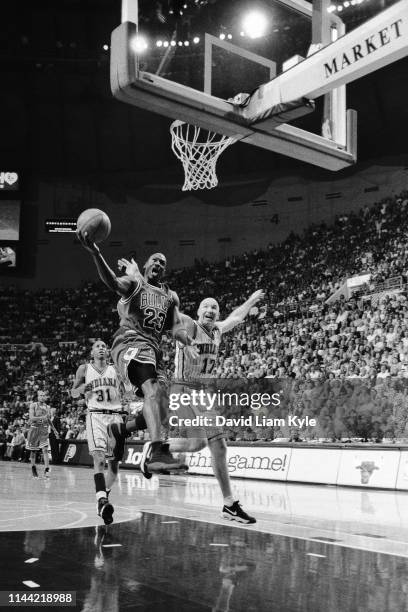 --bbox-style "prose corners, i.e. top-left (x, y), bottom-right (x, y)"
top-left (111, 0), bottom-right (408, 172)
